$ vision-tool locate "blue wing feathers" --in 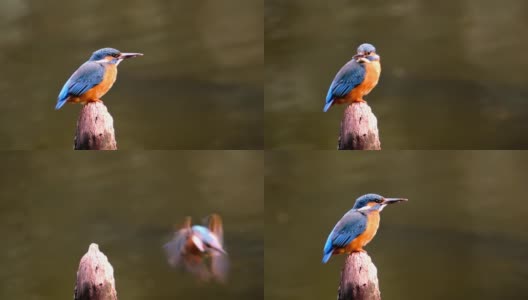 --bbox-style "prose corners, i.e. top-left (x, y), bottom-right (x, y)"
top-left (323, 235), bottom-right (333, 255)
top-left (333, 232), bottom-right (354, 247)
top-left (55, 82), bottom-right (71, 109)
top-left (322, 252), bottom-right (333, 263)
top-left (55, 62), bottom-right (105, 110)
top-left (323, 85), bottom-right (335, 112)
top-left (322, 234), bottom-right (334, 263)
top-left (323, 99), bottom-right (333, 112)
top-left (322, 211), bottom-right (367, 263)
top-left (68, 81), bottom-right (93, 96)
top-left (323, 59), bottom-right (366, 112)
